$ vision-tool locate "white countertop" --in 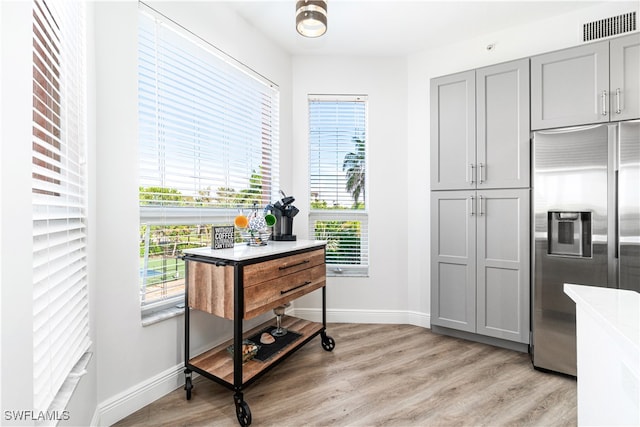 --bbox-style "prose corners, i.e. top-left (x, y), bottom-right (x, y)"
top-left (564, 283), bottom-right (639, 355)
top-left (183, 239), bottom-right (326, 262)
top-left (564, 283), bottom-right (640, 426)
